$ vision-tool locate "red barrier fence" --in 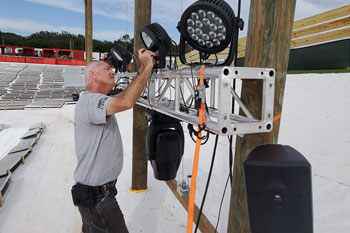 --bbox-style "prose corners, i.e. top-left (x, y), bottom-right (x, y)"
top-left (0, 56), bottom-right (86, 66)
